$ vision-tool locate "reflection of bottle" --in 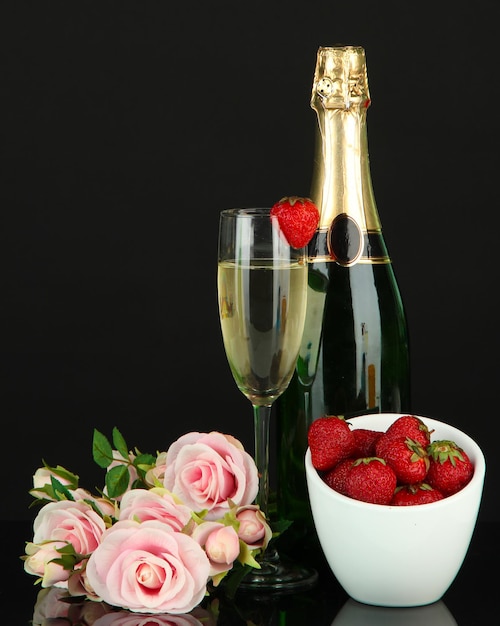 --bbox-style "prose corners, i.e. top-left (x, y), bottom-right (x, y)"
top-left (276, 45), bottom-right (410, 560)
